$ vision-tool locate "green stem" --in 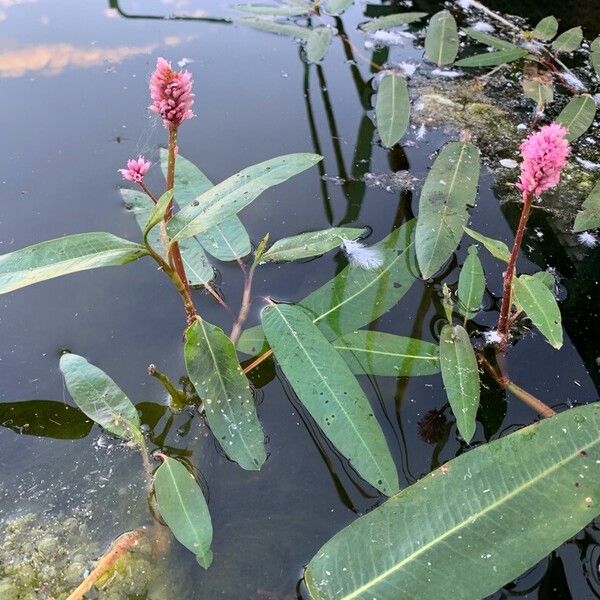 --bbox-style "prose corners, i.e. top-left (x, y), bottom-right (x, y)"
top-left (148, 363), bottom-right (188, 410)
